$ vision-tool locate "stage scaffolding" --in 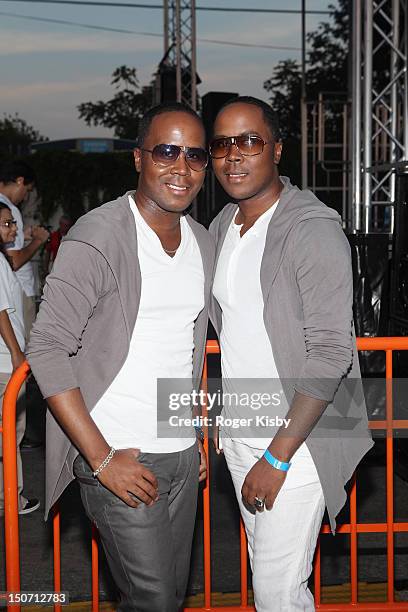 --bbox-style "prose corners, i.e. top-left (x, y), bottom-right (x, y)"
top-left (153, 1), bottom-right (407, 234)
top-left (160, 0), bottom-right (197, 110)
top-left (350, 0), bottom-right (408, 233)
